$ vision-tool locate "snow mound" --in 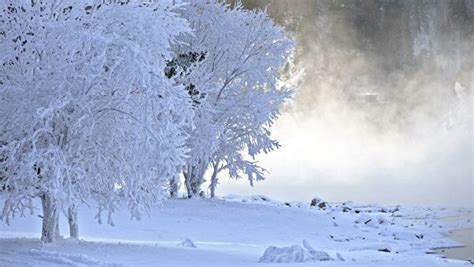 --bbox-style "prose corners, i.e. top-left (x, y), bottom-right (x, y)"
top-left (222, 194), bottom-right (281, 206)
top-left (259, 240), bottom-right (333, 263)
top-left (221, 194), bottom-right (311, 209)
top-left (178, 238), bottom-right (197, 248)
